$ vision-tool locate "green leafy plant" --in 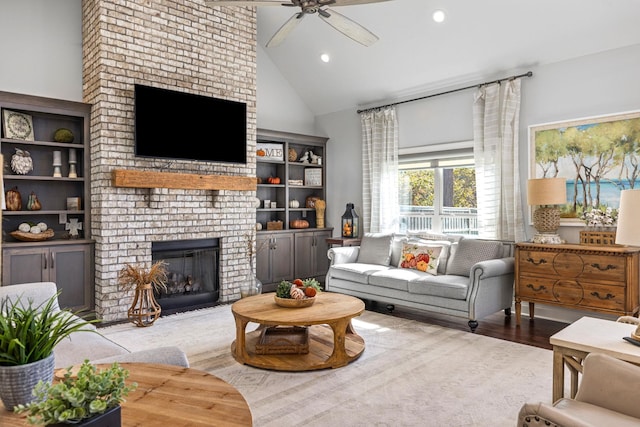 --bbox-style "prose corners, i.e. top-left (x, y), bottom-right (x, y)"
top-left (14, 360), bottom-right (138, 425)
top-left (276, 278), bottom-right (321, 298)
top-left (0, 293), bottom-right (97, 366)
